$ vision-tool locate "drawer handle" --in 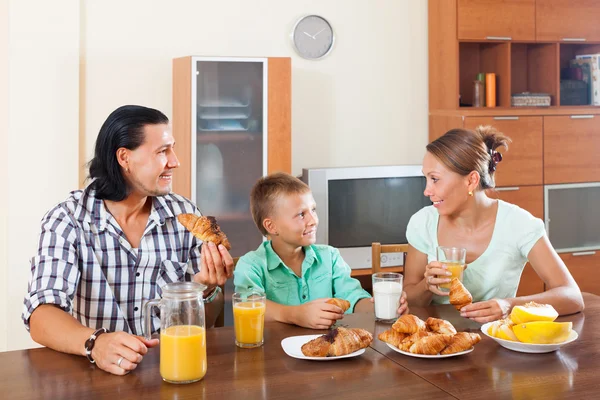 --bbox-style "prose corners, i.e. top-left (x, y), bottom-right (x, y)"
top-left (496, 187), bottom-right (520, 192)
top-left (572, 251), bottom-right (596, 256)
top-left (570, 115), bottom-right (594, 119)
top-left (493, 116), bottom-right (519, 121)
top-left (562, 38), bottom-right (586, 42)
top-left (486, 36), bottom-right (512, 41)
